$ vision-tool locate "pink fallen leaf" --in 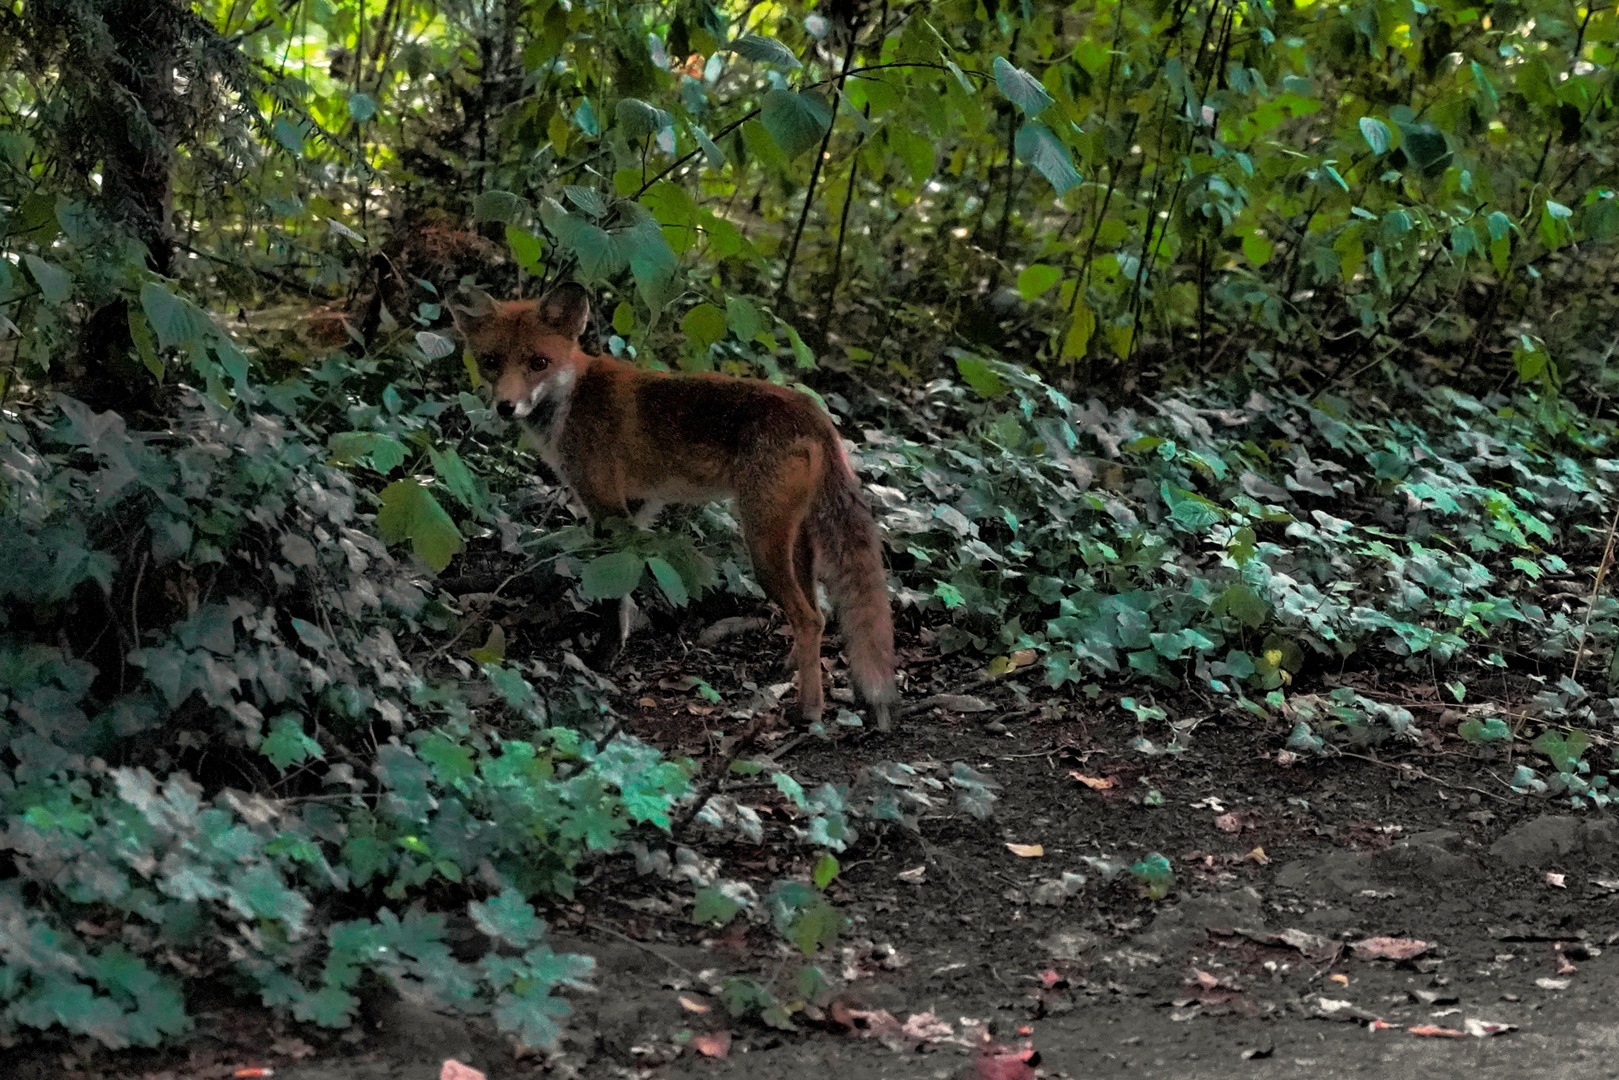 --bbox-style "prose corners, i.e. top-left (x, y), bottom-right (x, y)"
top-left (1214, 812), bottom-right (1243, 834)
top-left (1546, 871), bottom-right (1567, 888)
top-left (1351, 937), bottom-right (1429, 961)
top-left (440, 1062), bottom-right (486, 1080)
top-left (900, 1010), bottom-right (956, 1042)
top-left (691, 1031), bottom-right (731, 1059)
top-left (974, 1042), bottom-right (1039, 1080)
top-left (1408, 1025), bottom-right (1466, 1038)
top-left (1464, 1018), bottom-right (1515, 1037)
top-left (1006, 843), bottom-right (1045, 858)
